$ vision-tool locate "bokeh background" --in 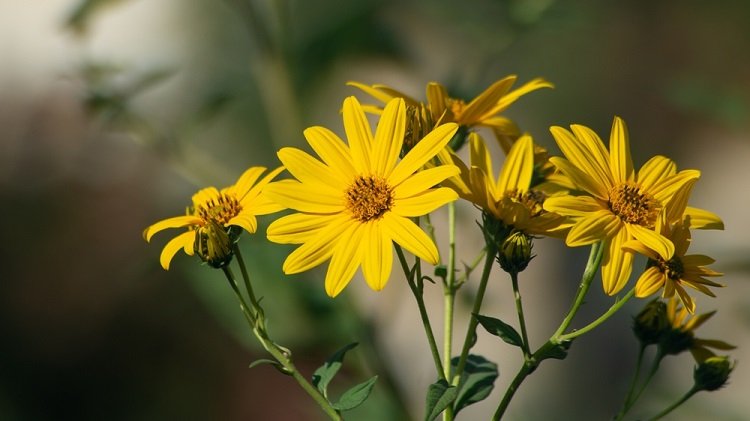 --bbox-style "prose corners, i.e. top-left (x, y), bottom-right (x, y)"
top-left (1, 0), bottom-right (749, 420)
